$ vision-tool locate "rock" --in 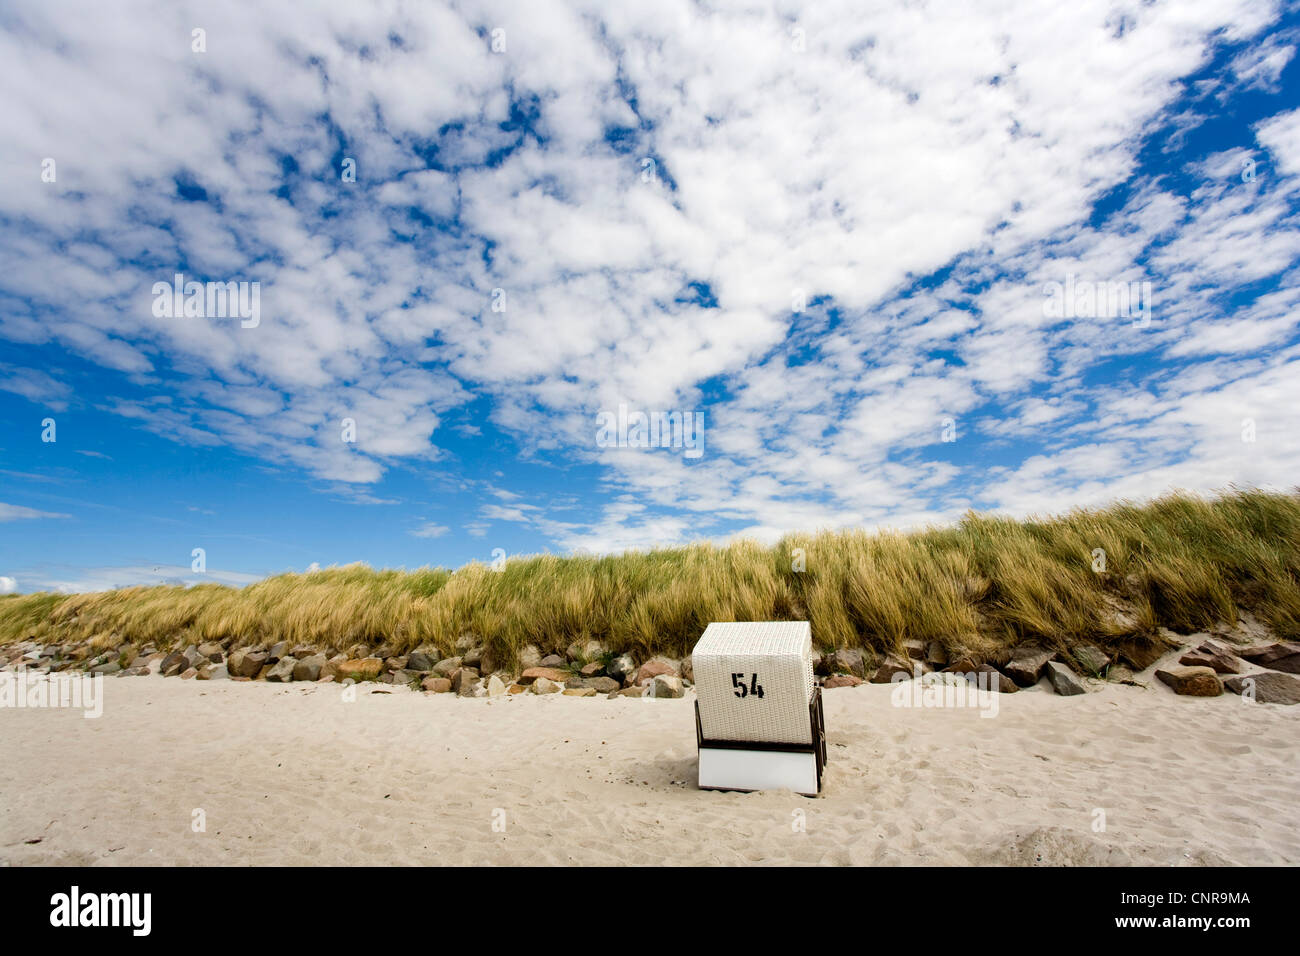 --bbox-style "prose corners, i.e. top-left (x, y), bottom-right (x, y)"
top-left (826, 648), bottom-right (868, 677)
top-left (182, 646), bottom-right (204, 668)
top-left (1237, 642), bottom-right (1300, 674)
top-left (180, 667), bottom-right (199, 680)
top-left (574, 676), bottom-right (620, 694)
top-left (1004, 646), bottom-right (1055, 686)
top-left (532, 676), bottom-right (562, 694)
top-left (390, 669), bottom-right (423, 687)
top-left (649, 674), bottom-right (685, 698)
top-left (966, 664), bottom-right (1019, 693)
top-left (1179, 641), bottom-right (1241, 674)
top-left (823, 674), bottom-right (863, 689)
top-left (266, 641), bottom-right (289, 663)
top-left (635, 658), bottom-right (679, 686)
top-left (293, 653), bottom-right (328, 682)
top-left (1072, 644), bottom-right (1111, 675)
top-left (226, 649), bottom-right (267, 678)
top-left (540, 654), bottom-right (566, 669)
top-left (90, 662), bottom-right (121, 675)
top-left (517, 645), bottom-right (542, 670)
top-left (903, 640), bottom-right (927, 661)
top-left (198, 664), bottom-right (229, 680)
top-left (1223, 672), bottom-right (1300, 705)
top-left (610, 685), bottom-right (646, 698)
top-left (607, 654), bottom-right (636, 683)
top-left (507, 683), bottom-right (529, 694)
top-left (679, 656), bottom-right (694, 682)
top-left (925, 641), bottom-right (949, 666)
top-left (453, 667), bottom-right (480, 696)
top-left (942, 655), bottom-right (984, 674)
top-left (265, 657), bottom-right (297, 682)
top-left (372, 644), bottom-right (399, 660)
top-left (1155, 666), bottom-right (1223, 697)
top-left (345, 643), bottom-right (369, 660)
top-left (870, 655), bottom-right (916, 683)
top-left (320, 654), bottom-right (348, 681)
top-left (290, 644), bottom-right (316, 659)
top-left (407, 651), bottom-right (435, 672)
top-left (1045, 661), bottom-right (1087, 696)
top-left (383, 655), bottom-right (408, 673)
top-left (518, 666), bottom-right (570, 685)
top-left (160, 650), bottom-right (187, 677)
top-left (563, 687), bottom-right (597, 697)
top-left (432, 656), bottom-right (462, 678)
top-left (462, 646), bottom-right (484, 669)
top-left (1115, 635), bottom-right (1172, 671)
top-left (486, 674), bottom-right (507, 697)
top-left (1108, 664), bottom-right (1139, 684)
top-left (337, 658), bottom-right (384, 681)
top-left (579, 662), bottom-right (604, 677)
top-left (421, 676), bottom-right (452, 693)
top-left (197, 642), bottom-right (224, 662)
